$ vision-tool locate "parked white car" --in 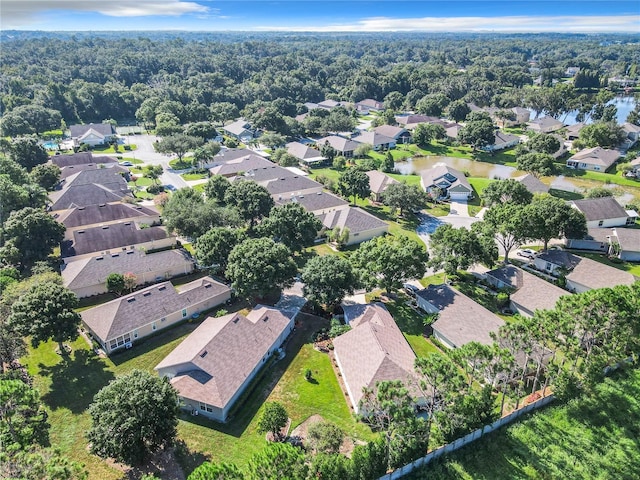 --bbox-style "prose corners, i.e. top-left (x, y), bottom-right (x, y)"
top-left (517, 248), bottom-right (536, 259)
